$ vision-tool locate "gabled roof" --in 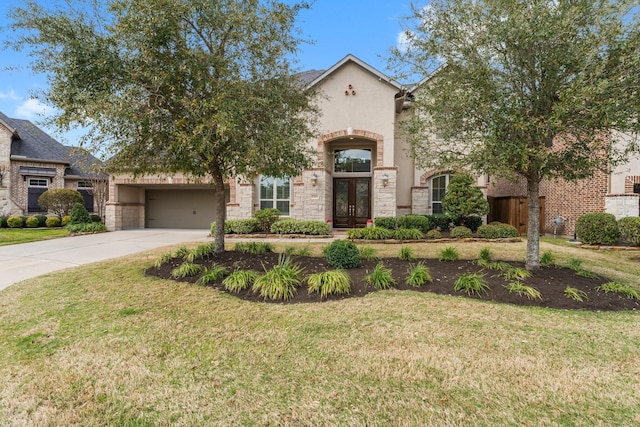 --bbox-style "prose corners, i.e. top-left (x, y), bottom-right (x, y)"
top-left (0, 111), bottom-right (103, 178)
top-left (305, 54), bottom-right (405, 92)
